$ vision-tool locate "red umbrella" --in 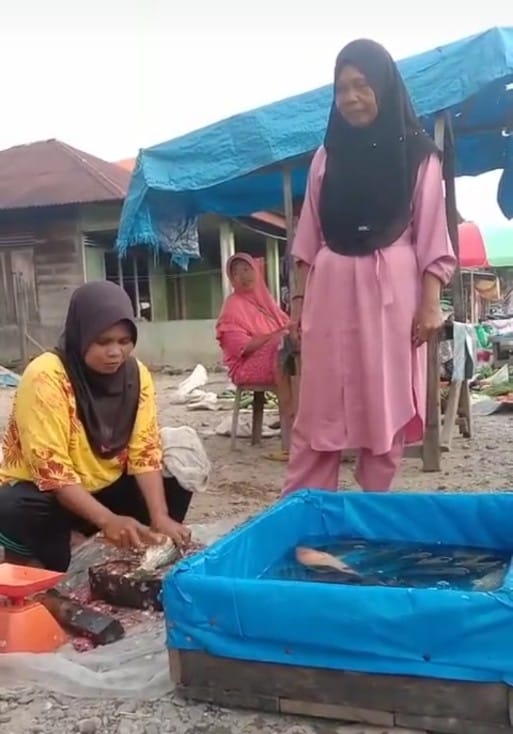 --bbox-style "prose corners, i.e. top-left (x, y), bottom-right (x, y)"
top-left (458, 222), bottom-right (488, 268)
